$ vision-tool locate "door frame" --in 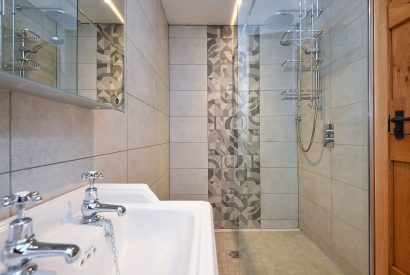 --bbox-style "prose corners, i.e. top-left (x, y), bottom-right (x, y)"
top-left (373, 0), bottom-right (393, 274)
